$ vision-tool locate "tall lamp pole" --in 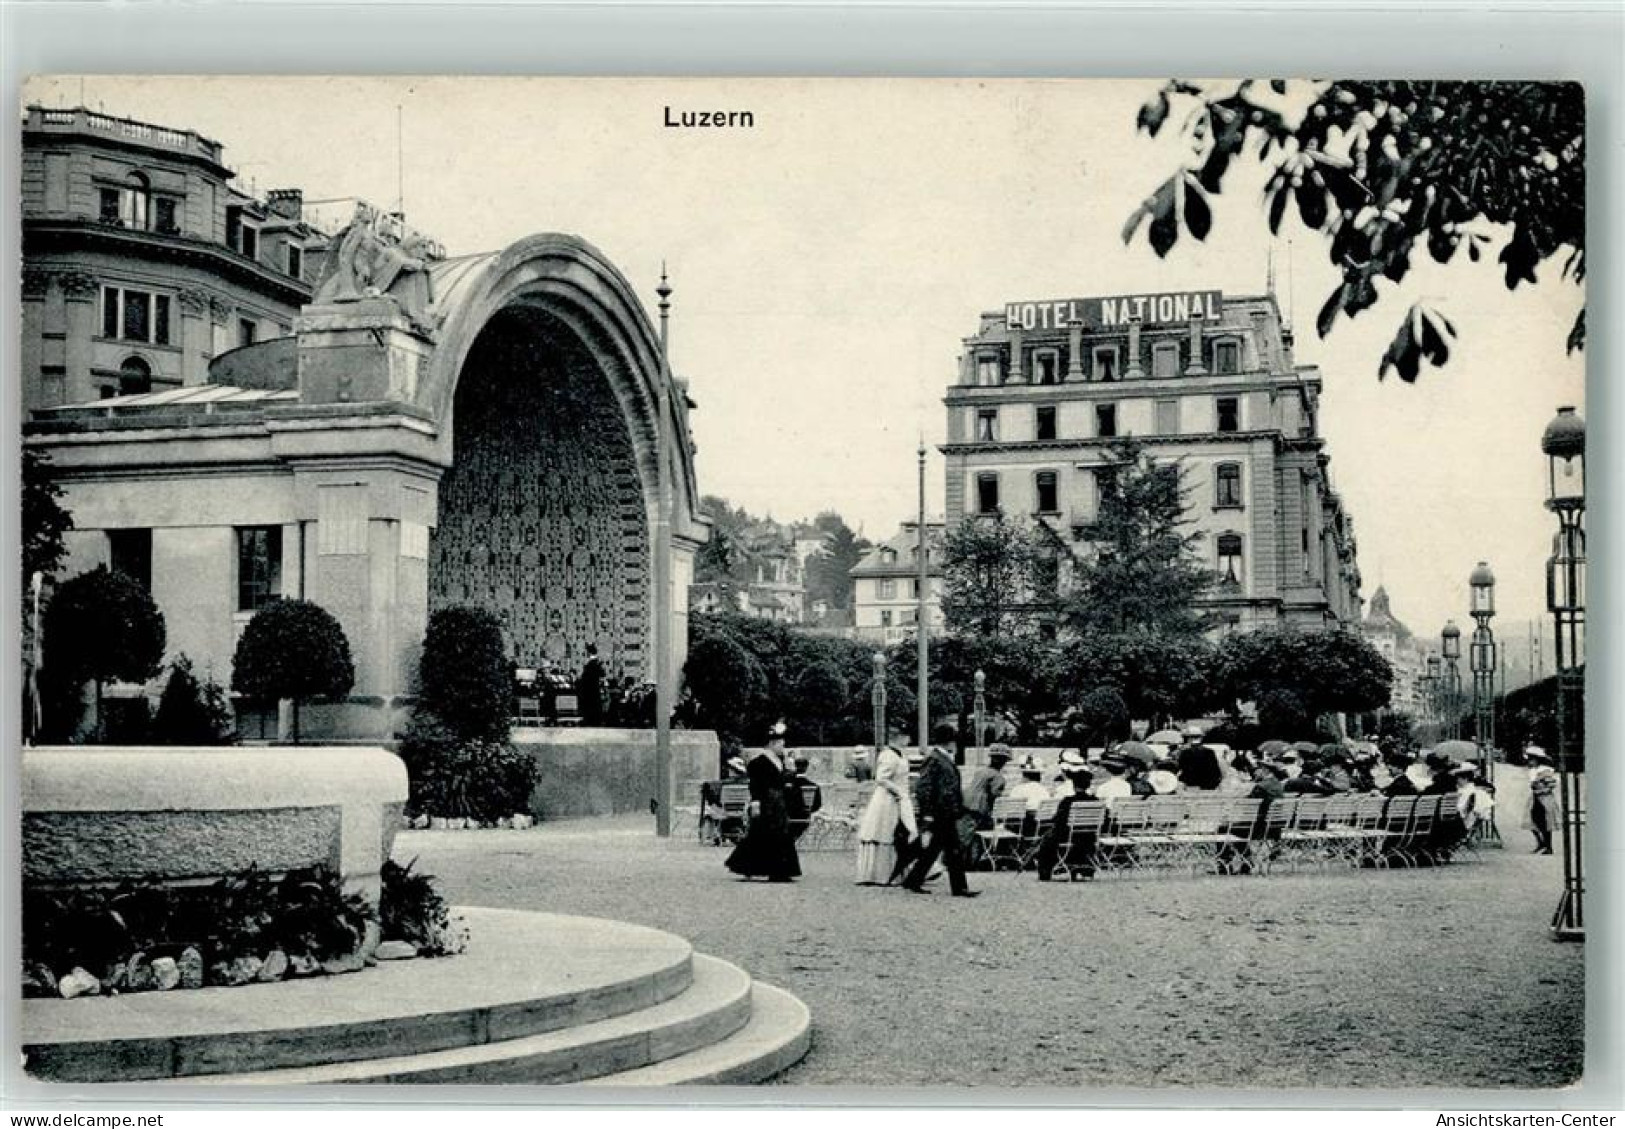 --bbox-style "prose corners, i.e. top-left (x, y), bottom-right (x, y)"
top-left (653, 266), bottom-right (674, 837)
top-left (1422, 653), bottom-right (1441, 732)
top-left (1441, 622), bottom-right (1462, 741)
top-left (1468, 561), bottom-right (1500, 844)
top-left (915, 441), bottom-right (929, 754)
top-left (1543, 406), bottom-right (1585, 942)
top-left (973, 669), bottom-right (987, 754)
top-left (871, 652), bottom-right (887, 751)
